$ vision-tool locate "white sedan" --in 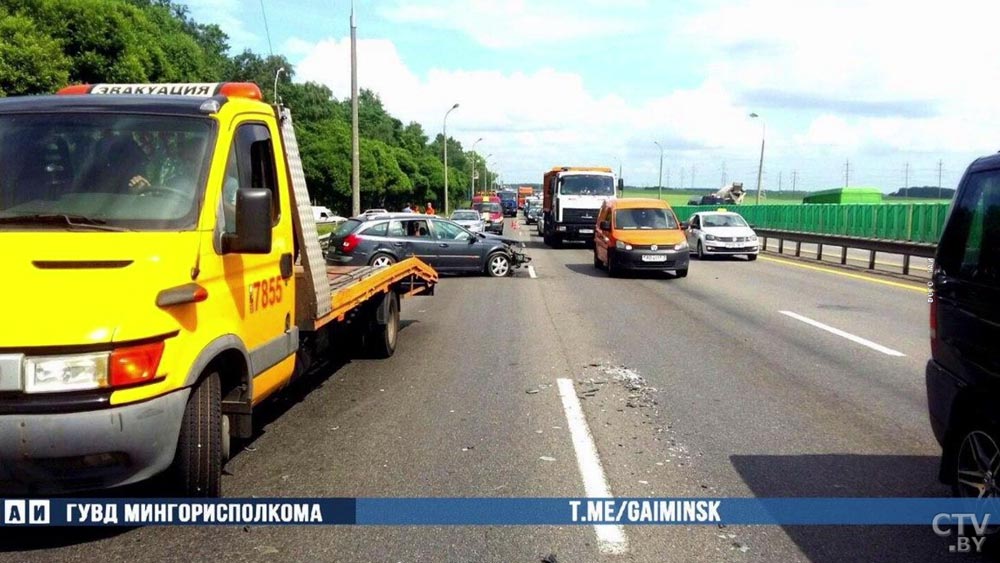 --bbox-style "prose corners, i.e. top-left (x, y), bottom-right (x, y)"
top-left (450, 209), bottom-right (485, 232)
top-left (684, 211), bottom-right (760, 260)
